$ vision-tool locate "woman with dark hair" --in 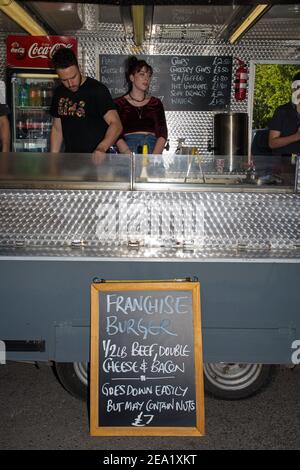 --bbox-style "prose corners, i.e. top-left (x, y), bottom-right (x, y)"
top-left (114, 56), bottom-right (168, 154)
